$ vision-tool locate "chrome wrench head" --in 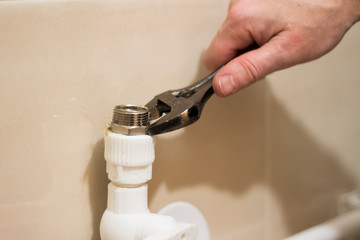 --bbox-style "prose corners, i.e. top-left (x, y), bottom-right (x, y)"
top-left (145, 68), bottom-right (220, 135)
